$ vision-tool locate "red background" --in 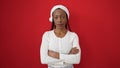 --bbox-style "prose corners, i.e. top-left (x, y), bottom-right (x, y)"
top-left (0, 0), bottom-right (120, 68)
